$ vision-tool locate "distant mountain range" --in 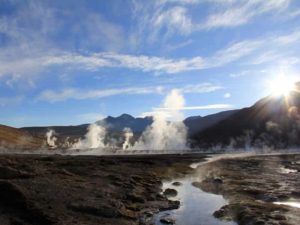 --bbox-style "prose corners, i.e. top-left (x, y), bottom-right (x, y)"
top-left (20, 110), bottom-right (238, 141)
top-left (1, 82), bottom-right (300, 150)
top-left (20, 114), bottom-right (153, 138)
